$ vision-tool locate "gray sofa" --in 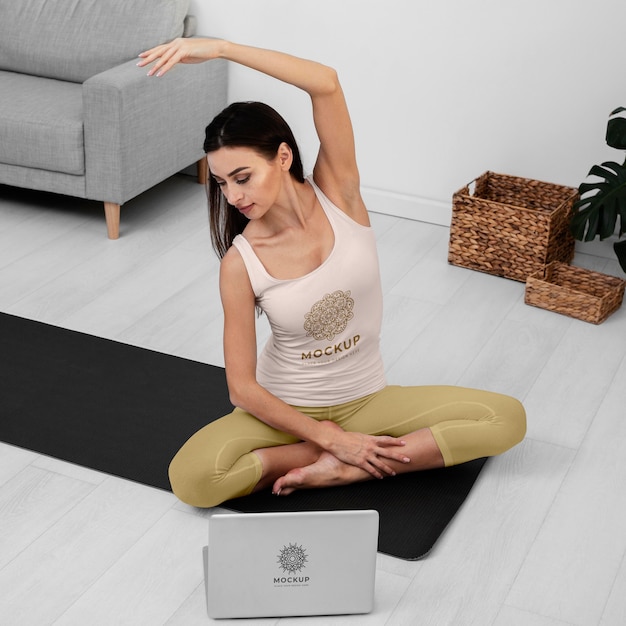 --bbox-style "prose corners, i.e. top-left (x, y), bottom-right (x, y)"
top-left (0, 0), bottom-right (228, 238)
